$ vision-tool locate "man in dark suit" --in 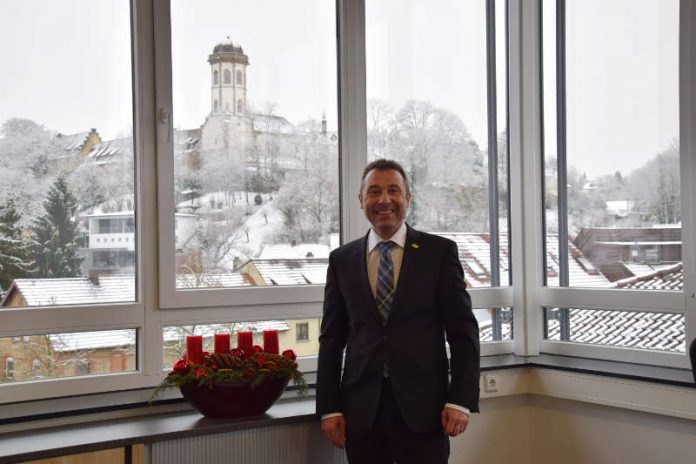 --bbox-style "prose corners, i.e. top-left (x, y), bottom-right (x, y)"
top-left (317, 159), bottom-right (480, 463)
